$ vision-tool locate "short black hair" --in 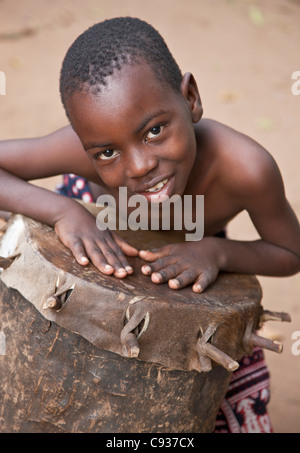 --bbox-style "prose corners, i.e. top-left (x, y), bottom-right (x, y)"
top-left (59, 17), bottom-right (182, 116)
